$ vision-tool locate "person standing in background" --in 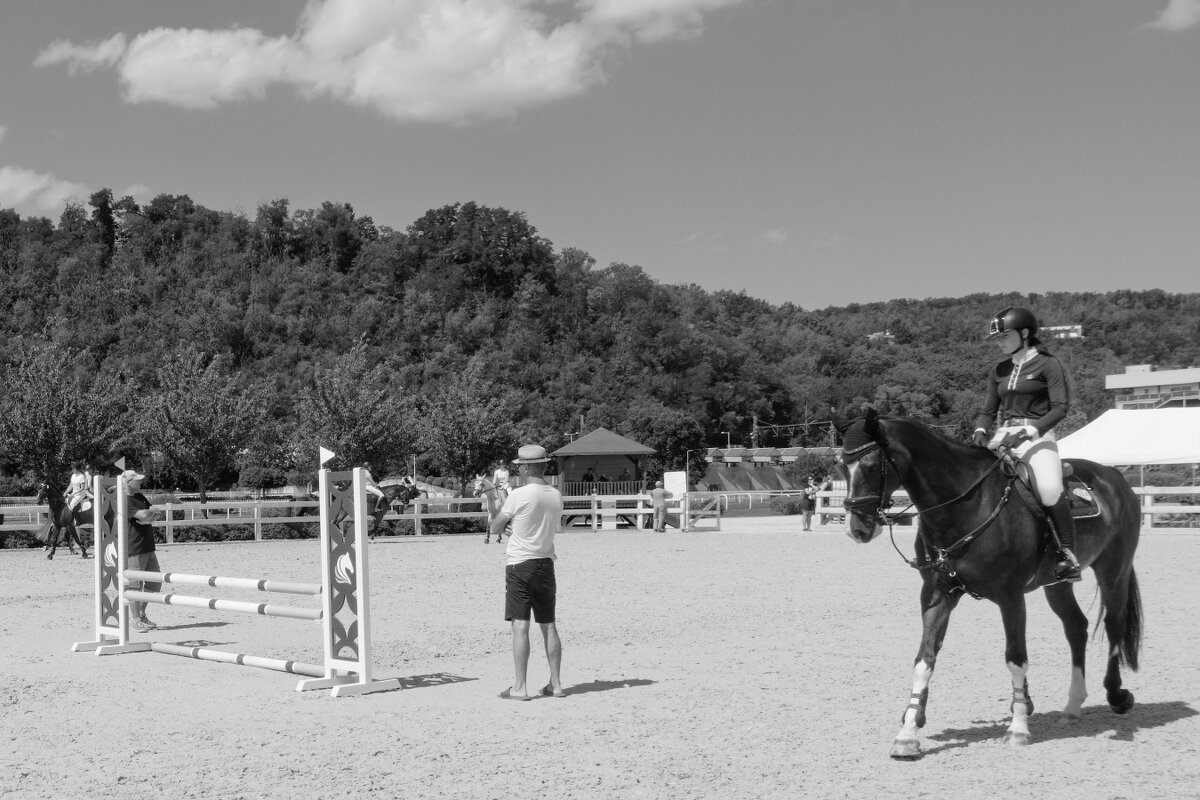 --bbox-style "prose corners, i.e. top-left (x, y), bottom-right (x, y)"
top-left (490, 444), bottom-right (565, 701)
